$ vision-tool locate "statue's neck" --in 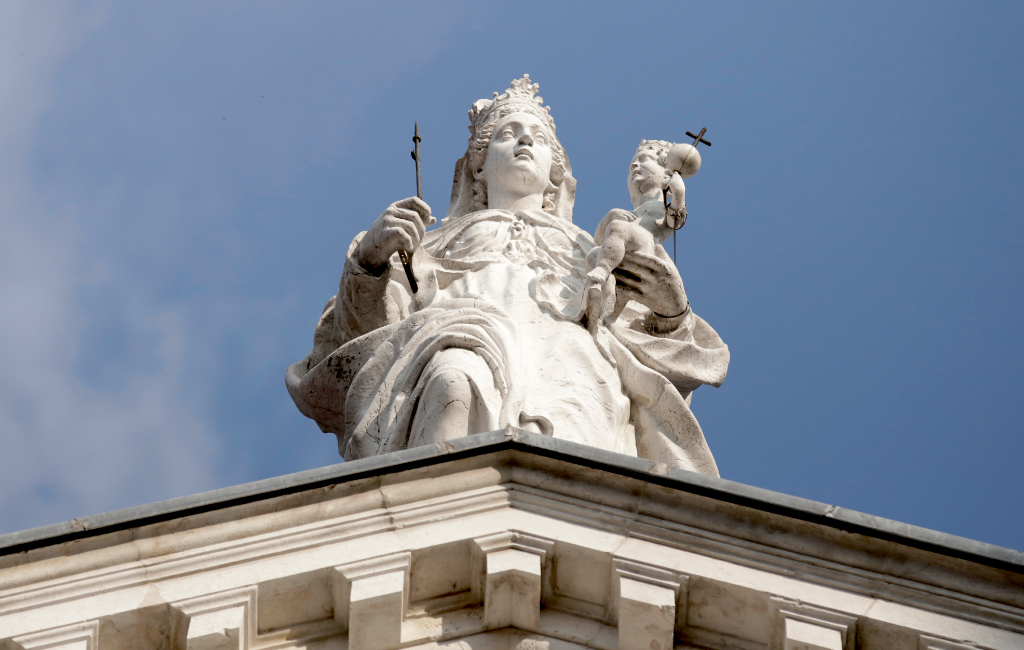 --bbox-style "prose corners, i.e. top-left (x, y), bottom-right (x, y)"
top-left (632, 186), bottom-right (664, 209)
top-left (634, 198), bottom-right (666, 214)
top-left (486, 189), bottom-right (545, 213)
